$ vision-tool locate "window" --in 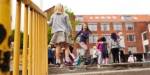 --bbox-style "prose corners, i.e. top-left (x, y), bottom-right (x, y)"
top-left (88, 23), bottom-right (97, 31)
top-left (89, 34), bottom-right (98, 43)
top-left (76, 16), bottom-right (83, 21)
top-left (101, 23), bottom-right (110, 31)
top-left (128, 46), bottom-right (137, 53)
top-left (75, 24), bottom-right (82, 31)
top-left (125, 23), bottom-right (134, 30)
top-left (121, 15), bottom-right (132, 20)
top-left (127, 34), bottom-right (135, 42)
top-left (143, 32), bottom-right (148, 40)
top-left (113, 23), bottom-right (122, 31)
